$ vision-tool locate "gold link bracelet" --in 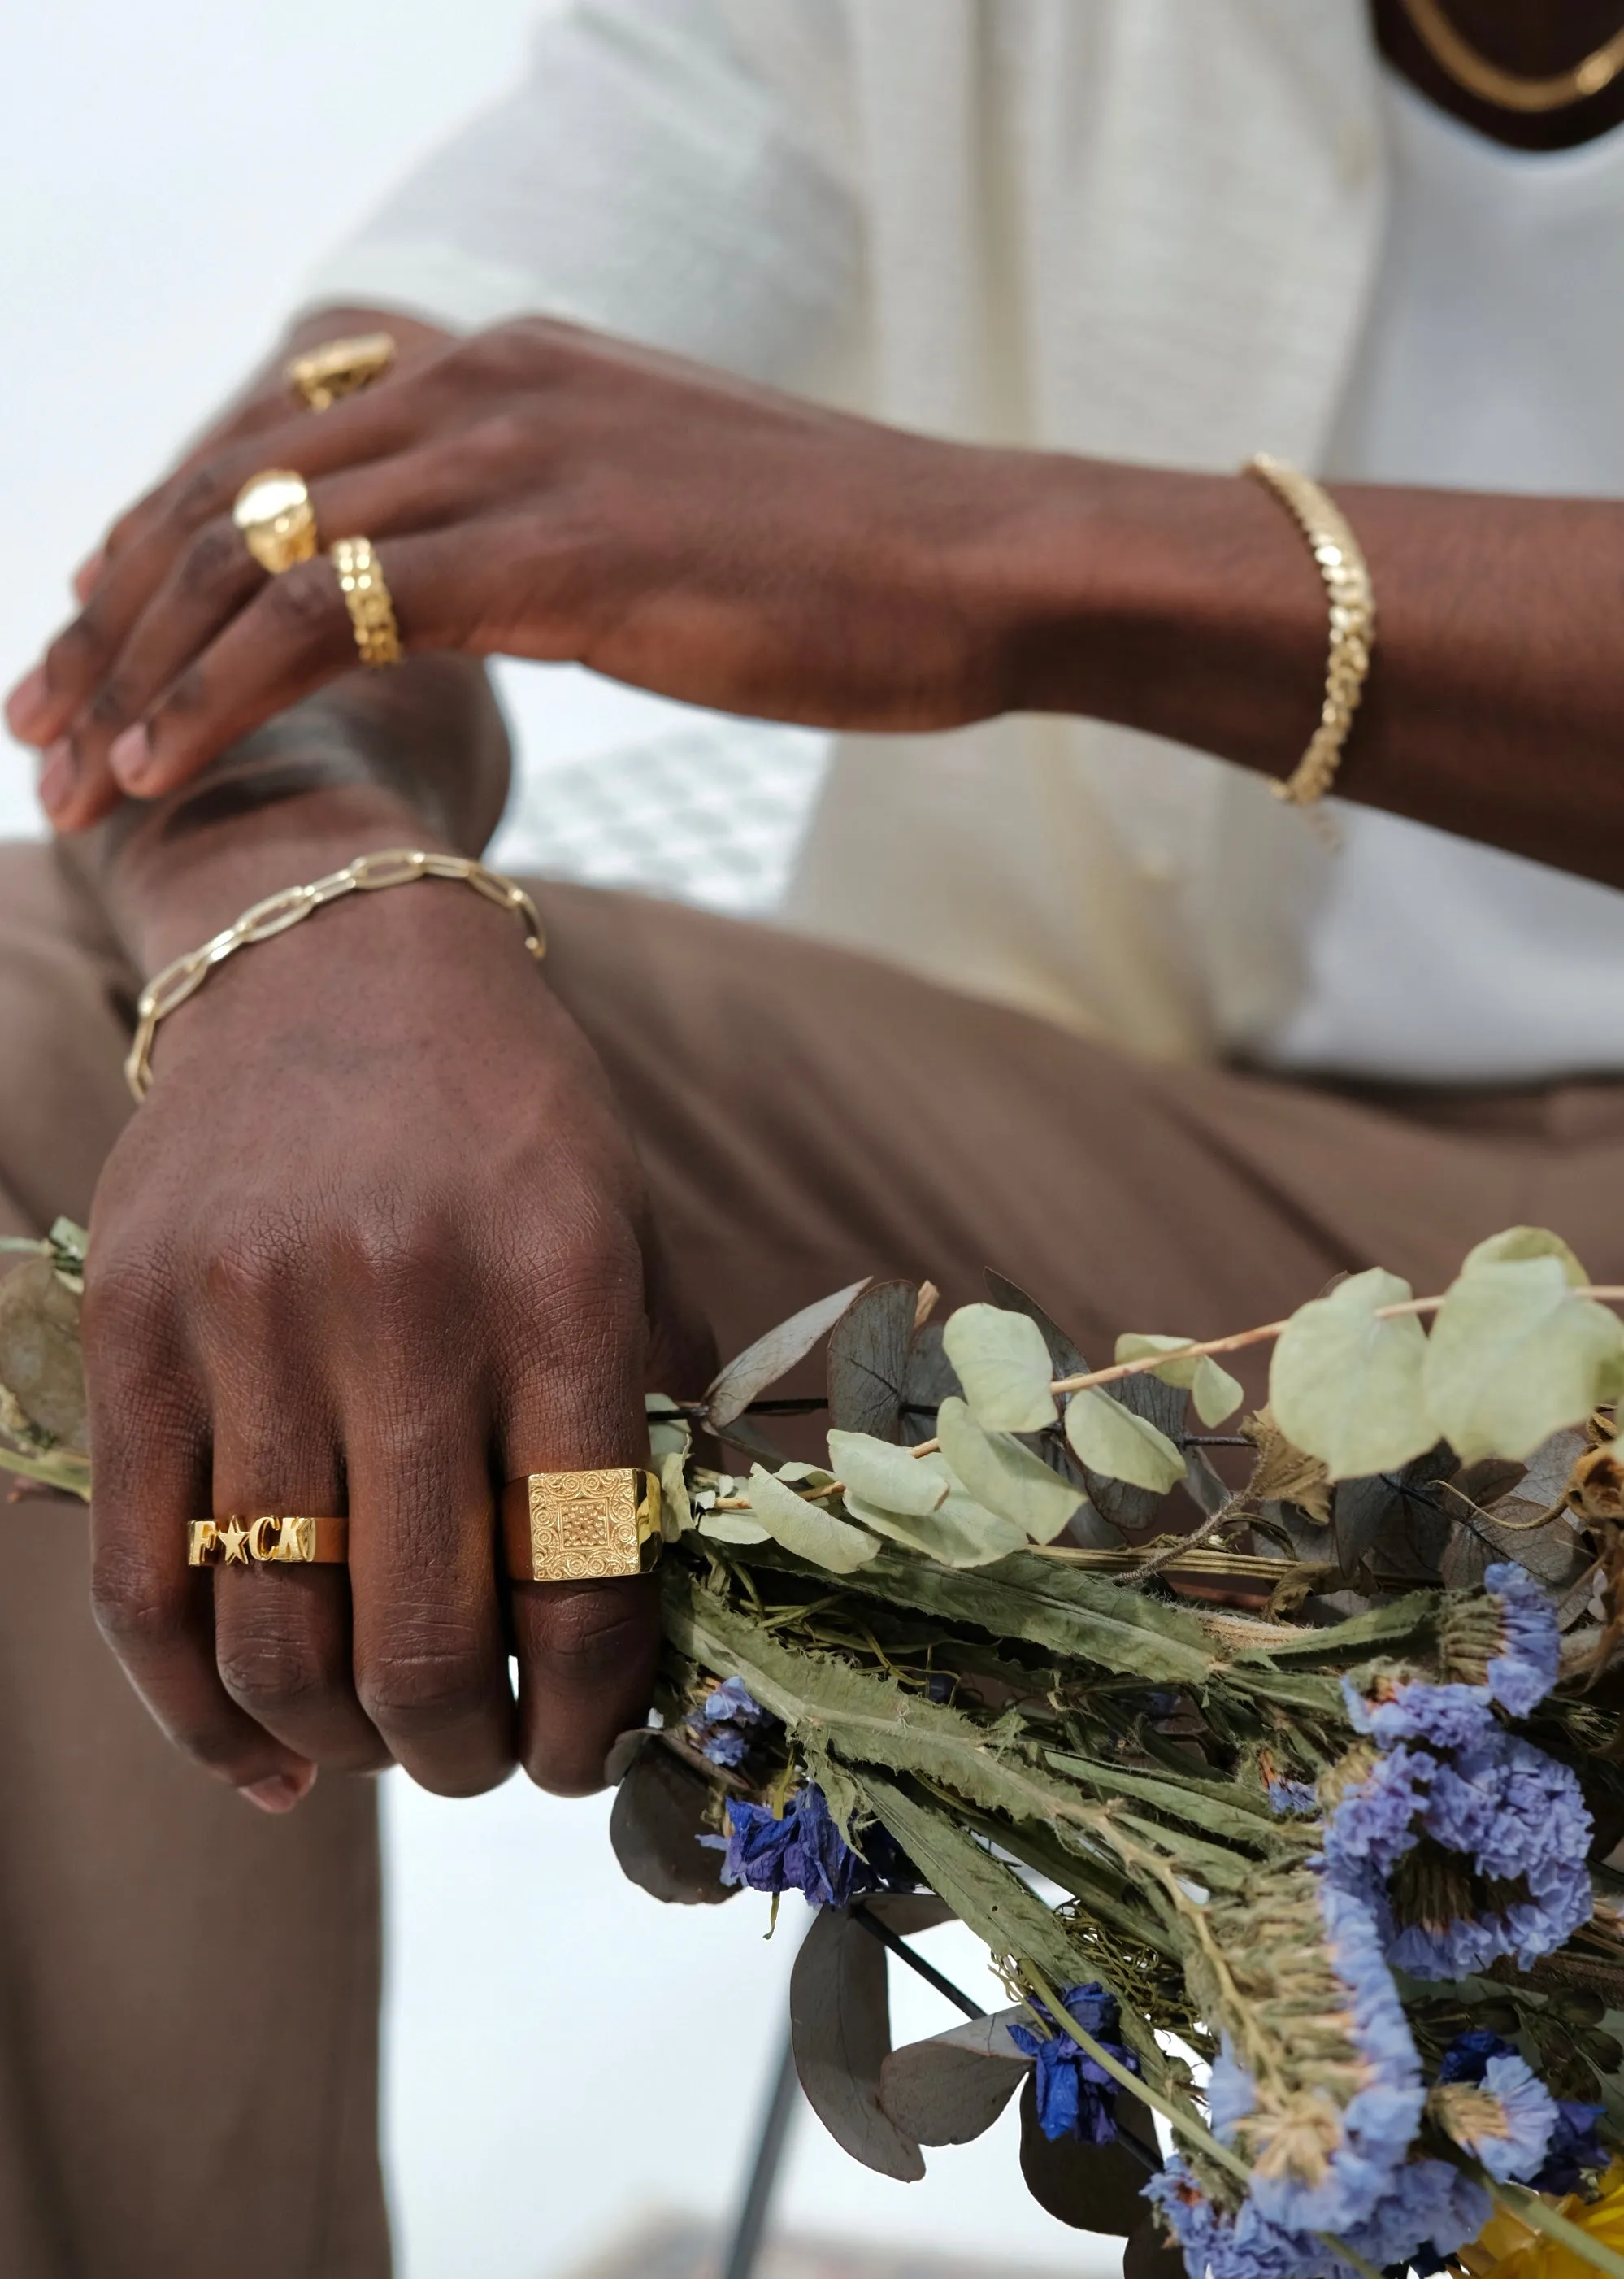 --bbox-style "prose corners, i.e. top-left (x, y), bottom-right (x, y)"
top-left (124, 849), bottom-right (545, 1102)
top-left (1245, 452), bottom-right (1375, 818)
